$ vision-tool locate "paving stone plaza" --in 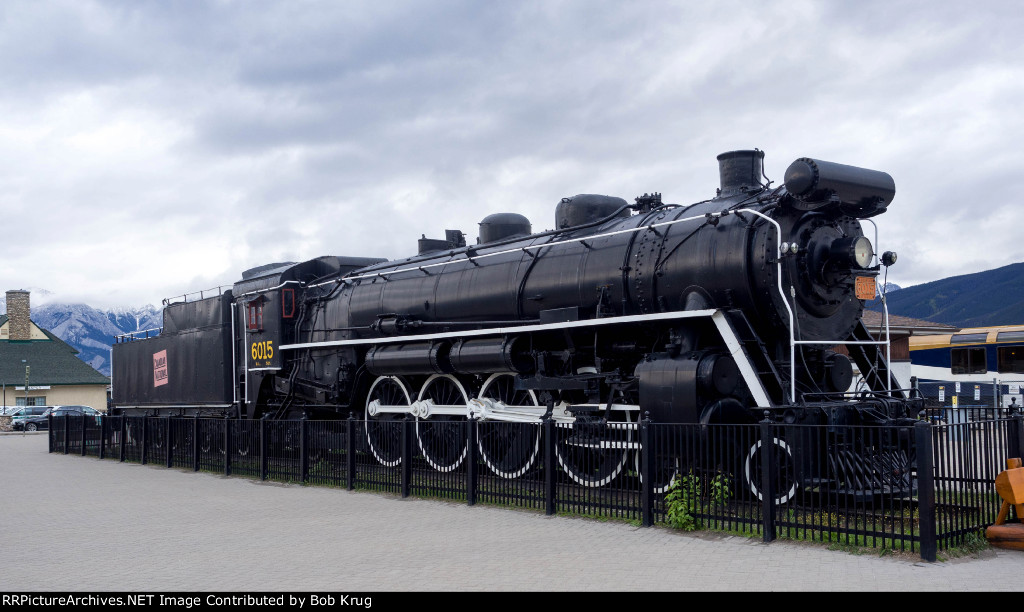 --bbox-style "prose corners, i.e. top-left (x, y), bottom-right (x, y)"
top-left (1, 433), bottom-right (1020, 592)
